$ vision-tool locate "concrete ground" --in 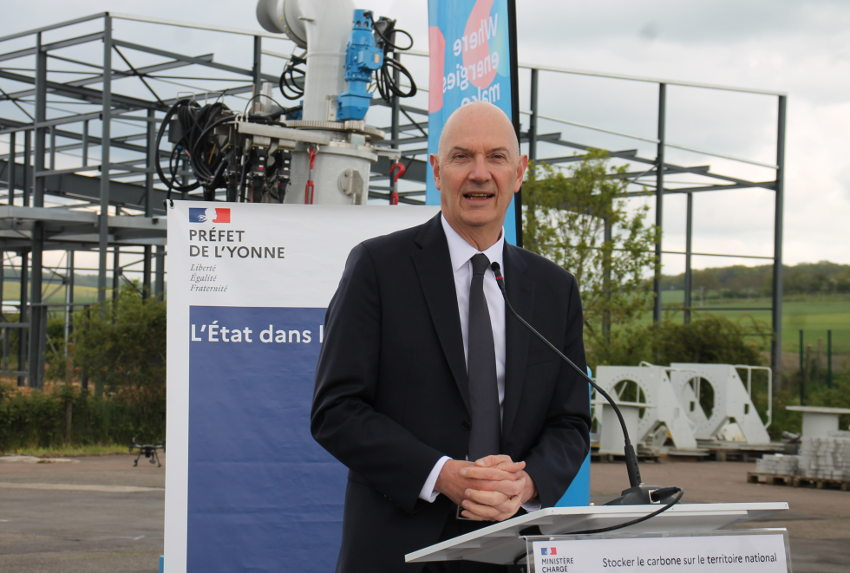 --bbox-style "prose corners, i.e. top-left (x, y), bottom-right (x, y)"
top-left (0, 454), bottom-right (847, 572)
top-left (0, 454), bottom-right (164, 573)
top-left (590, 460), bottom-right (850, 573)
